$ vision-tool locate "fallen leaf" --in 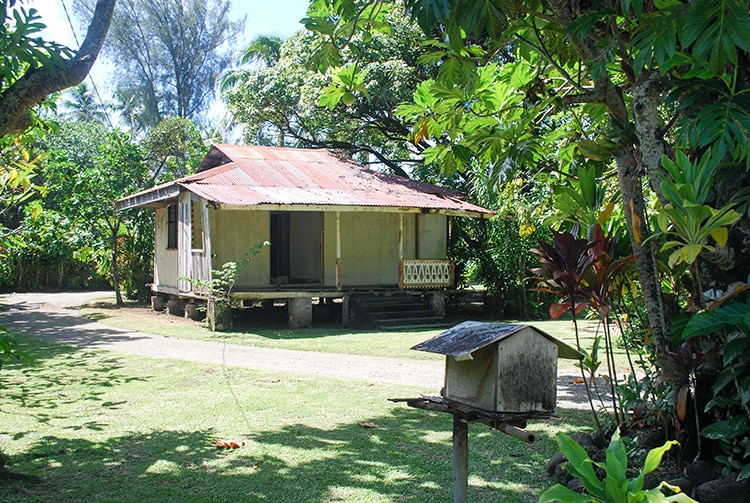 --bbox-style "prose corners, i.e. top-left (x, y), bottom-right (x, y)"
top-left (214, 439), bottom-right (245, 448)
top-left (359, 422), bottom-right (379, 429)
